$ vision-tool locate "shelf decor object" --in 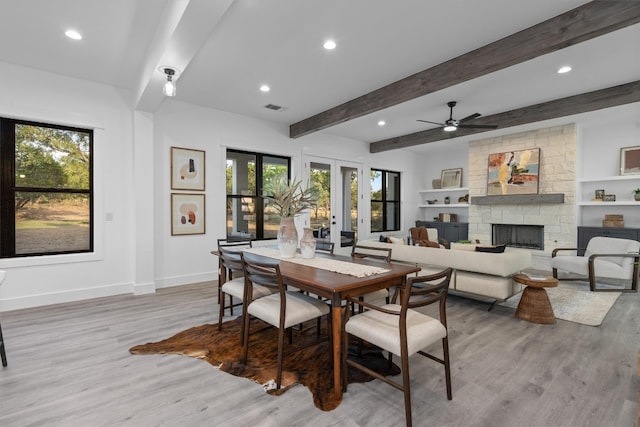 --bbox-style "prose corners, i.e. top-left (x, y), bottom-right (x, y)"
top-left (440, 168), bottom-right (462, 188)
top-left (620, 146), bottom-right (640, 176)
top-left (171, 147), bottom-right (206, 191)
top-left (487, 148), bottom-right (540, 195)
